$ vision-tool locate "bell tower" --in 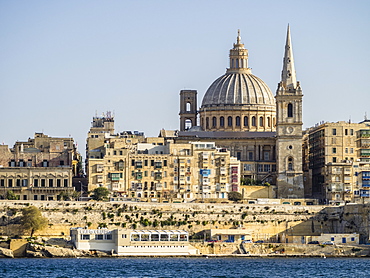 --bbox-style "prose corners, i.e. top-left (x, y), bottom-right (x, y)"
top-left (179, 90), bottom-right (198, 131)
top-left (275, 25), bottom-right (304, 198)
